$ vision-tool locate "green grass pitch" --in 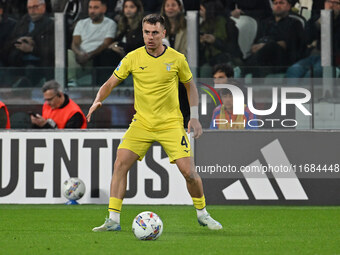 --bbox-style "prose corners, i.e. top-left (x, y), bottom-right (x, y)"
top-left (0, 205), bottom-right (339, 255)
